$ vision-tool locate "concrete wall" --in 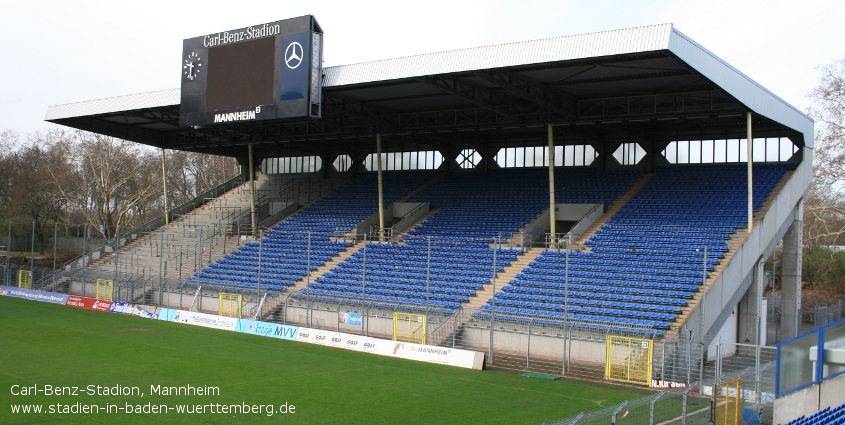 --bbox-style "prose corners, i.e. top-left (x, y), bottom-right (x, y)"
top-left (521, 209), bottom-right (550, 244)
top-left (282, 304), bottom-right (412, 340)
top-left (520, 203), bottom-right (603, 246)
top-left (554, 204), bottom-right (600, 222)
top-left (774, 373), bottom-right (845, 425)
top-left (456, 322), bottom-right (606, 367)
top-left (392, 202), bottom-right (429, 234)
top-left (686, 151), bottom-right (812, 340)
top-left (558, 203), bottom-right (603, 239)
top-left (259, 201), bottom-right (298, 228)
top-left (356, 204), bottom-right (394, 236)
top-left (707, 306), bottom-right (737, 360)
top-left (355, 202), bottom-right (430, 237)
